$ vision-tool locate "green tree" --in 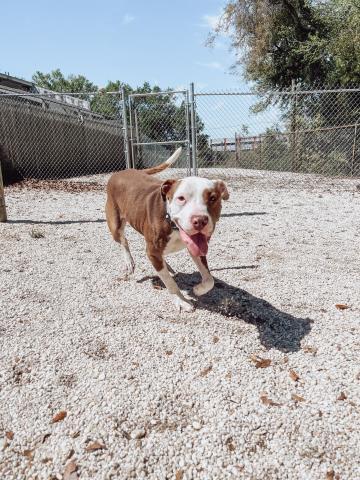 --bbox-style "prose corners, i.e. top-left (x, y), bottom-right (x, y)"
top-left (32, 70), bottom-right (210, 161)
top-left (32, 69), bottom-right (98, 93)
top-left (210, 1), bottom-right (360, 174)
top-left (210, 0), bottom-right (360, 89)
